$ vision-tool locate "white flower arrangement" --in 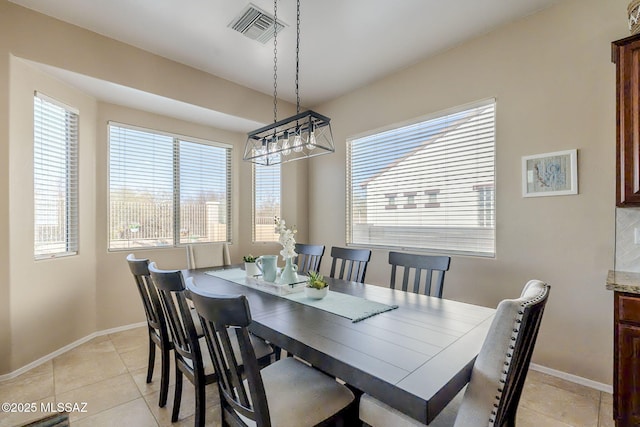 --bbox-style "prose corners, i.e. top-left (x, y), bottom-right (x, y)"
top-left (274, 217), bottom-right (297, 259)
